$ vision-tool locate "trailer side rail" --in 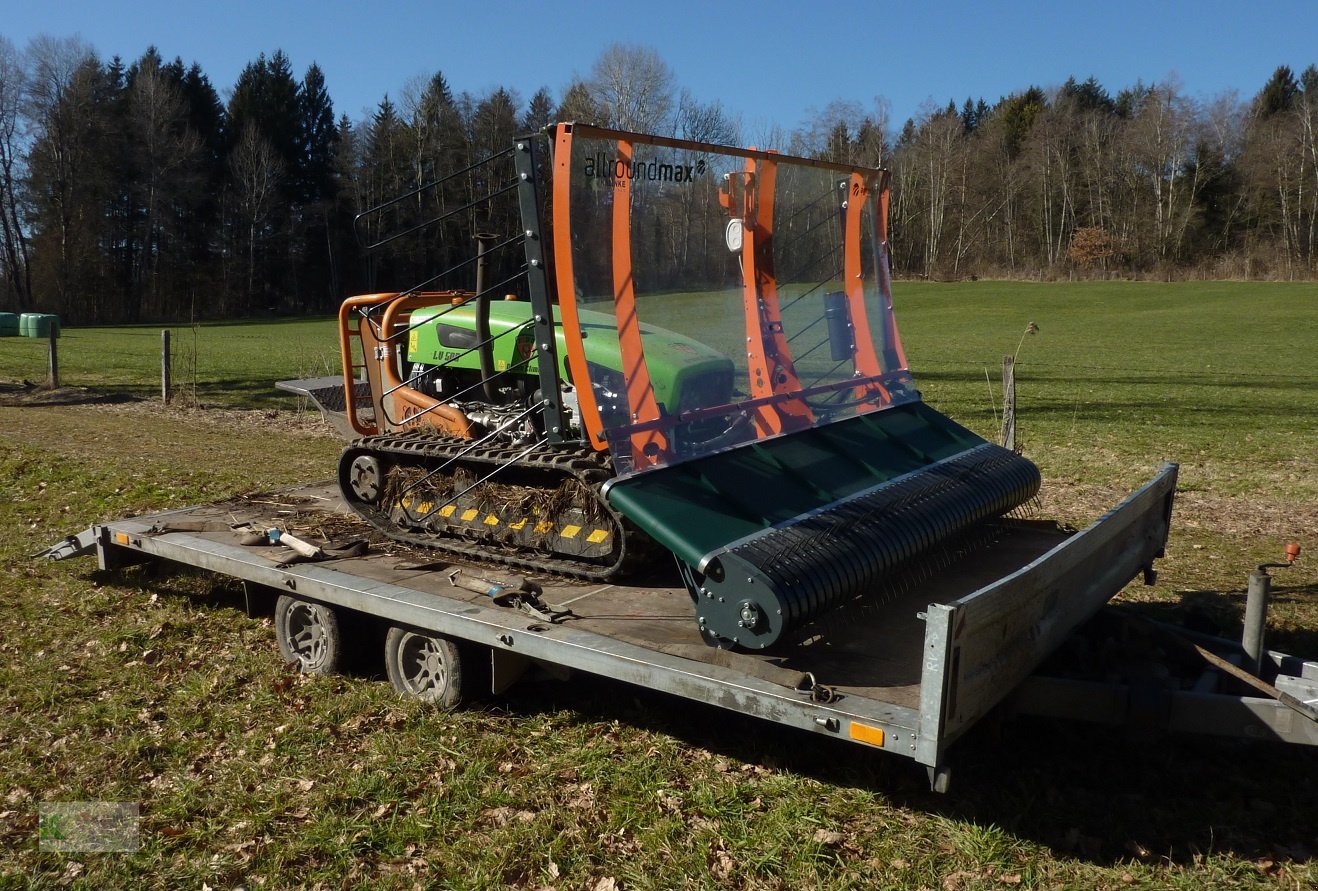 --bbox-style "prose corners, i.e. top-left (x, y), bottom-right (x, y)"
top-left (916, 463), bottom-right (1179, 777)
